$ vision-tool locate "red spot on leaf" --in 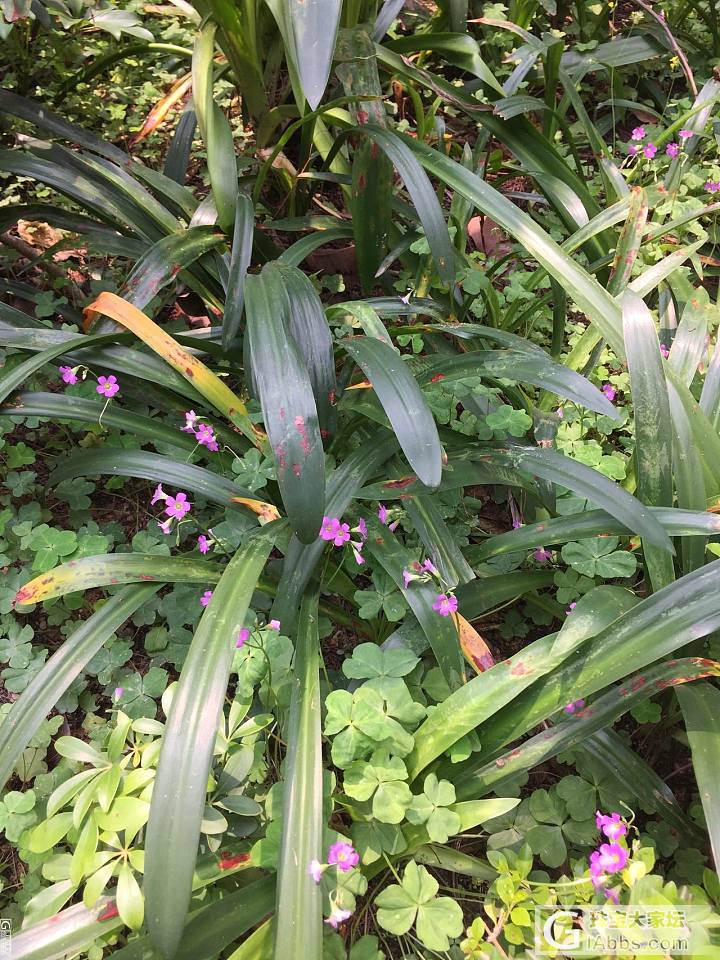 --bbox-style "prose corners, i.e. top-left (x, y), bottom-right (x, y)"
top-left (510, 661), bottom-right (530, 677)
top-left (218, 852), bottom-right (250, 870)
top-left (98, 902), bottom-right (120, 922)
top-left (383, 477), bottom-right (416, 490)
top-left (430, 374), bottom-right (445, 382)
